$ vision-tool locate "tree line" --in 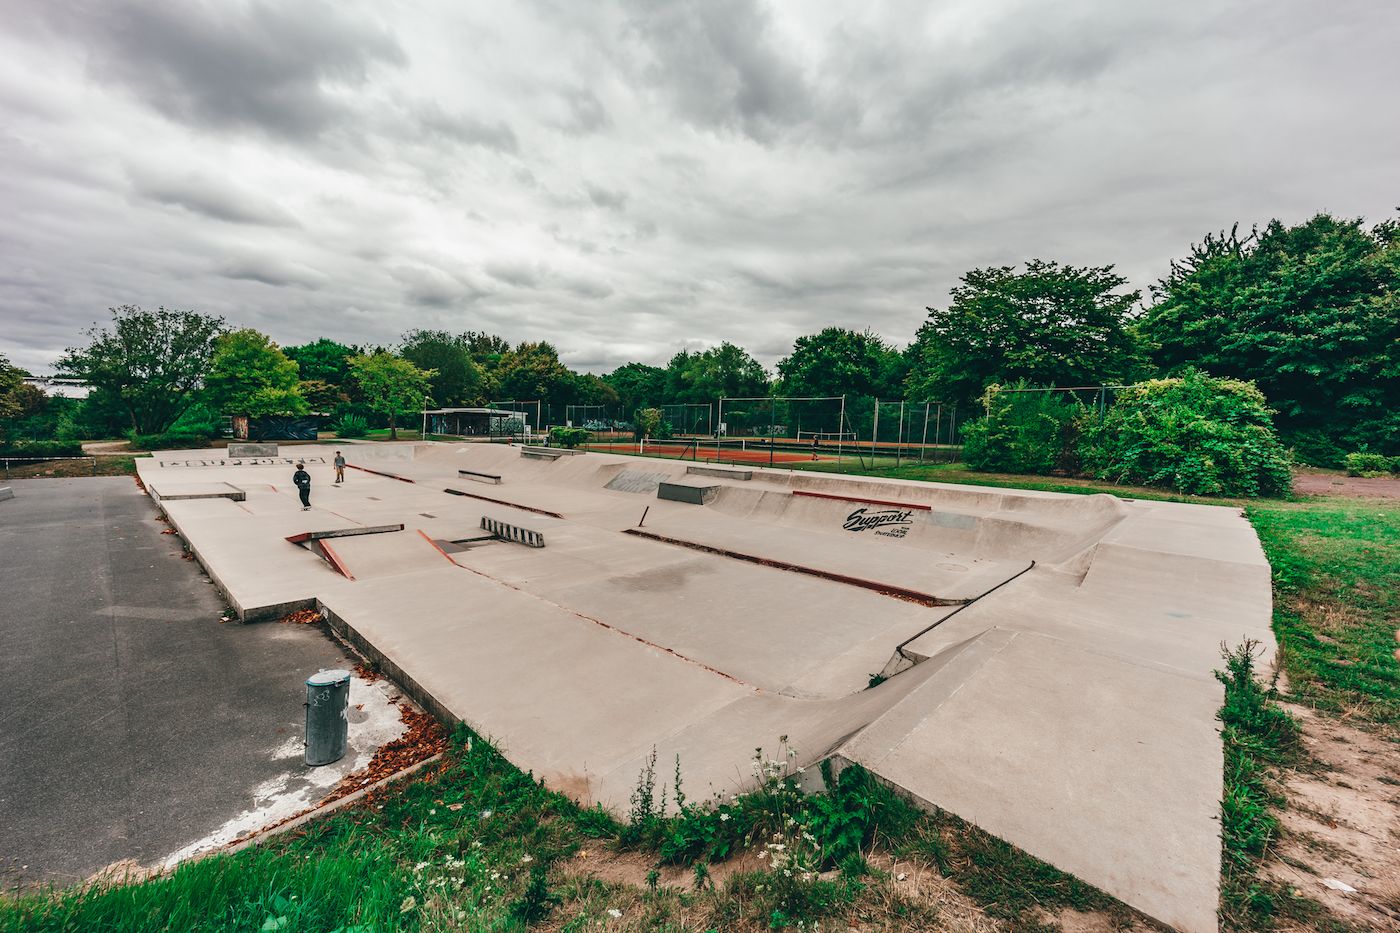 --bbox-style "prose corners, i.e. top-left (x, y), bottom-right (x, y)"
top-left (3, 210), bottom-right (1395, 462)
